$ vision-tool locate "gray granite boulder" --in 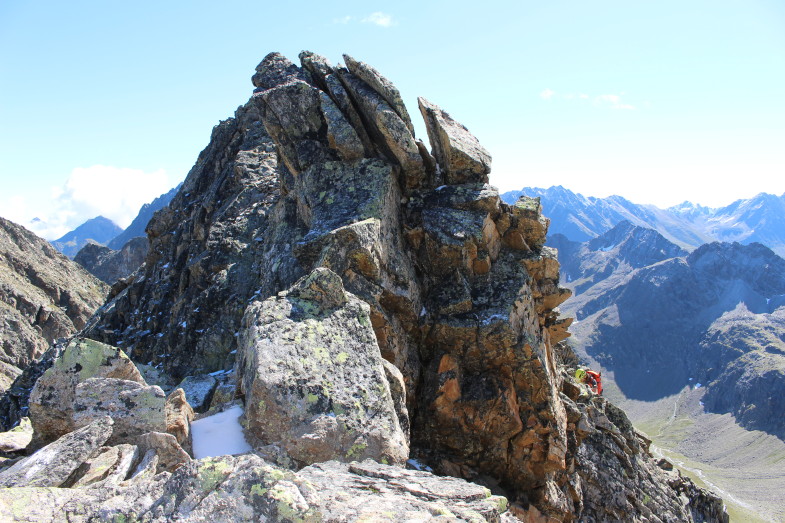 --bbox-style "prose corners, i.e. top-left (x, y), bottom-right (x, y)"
top-left (237, 267), bottom-right (408, 466)
top-left (28, 338), bottom-right (145, 445)
top-left (72, 377), bottom-right (166, 445)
